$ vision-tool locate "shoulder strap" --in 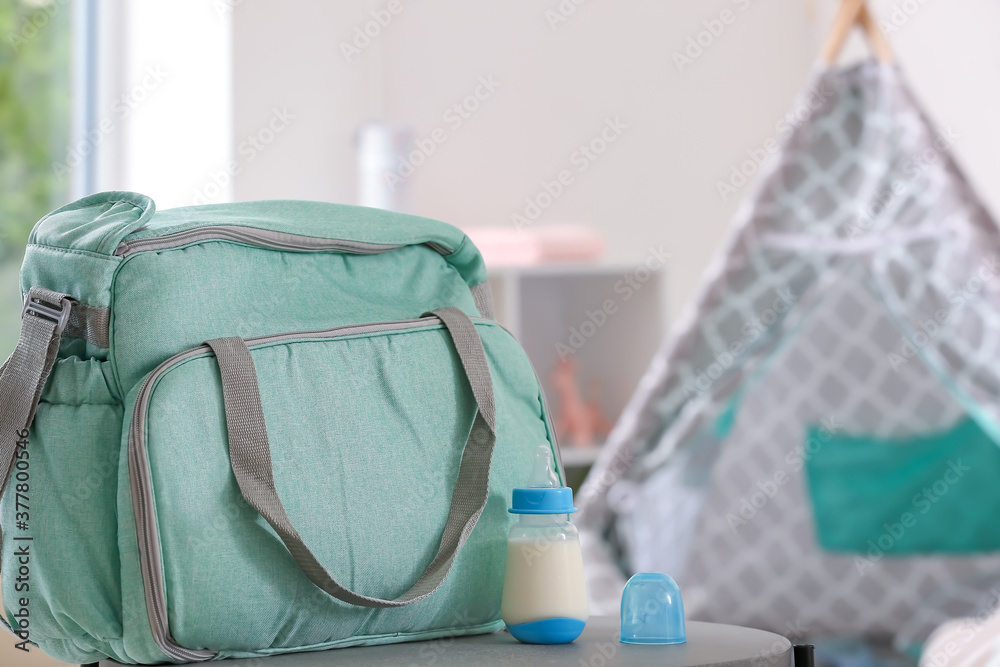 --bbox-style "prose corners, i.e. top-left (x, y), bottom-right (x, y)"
top-left (0, 288), bottom-right (76, 497)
